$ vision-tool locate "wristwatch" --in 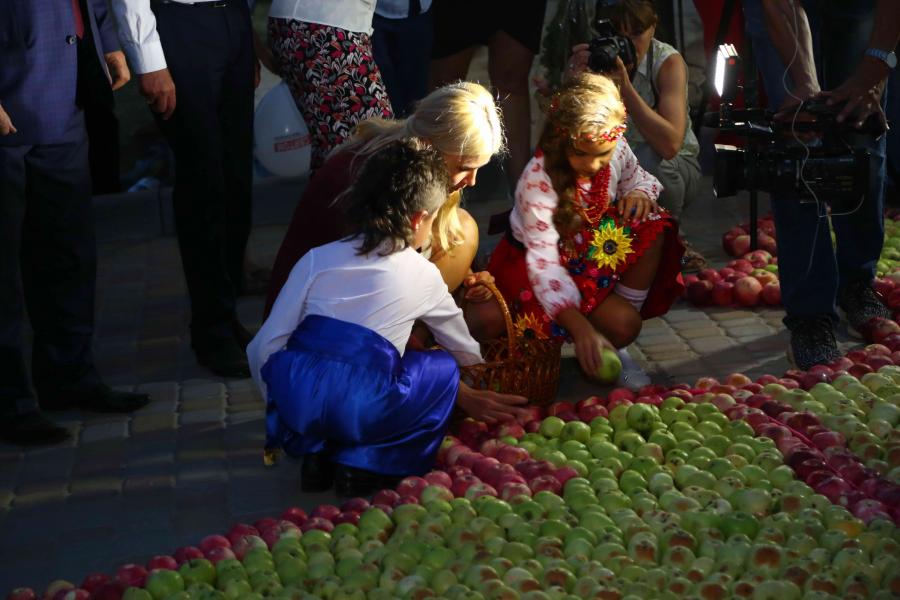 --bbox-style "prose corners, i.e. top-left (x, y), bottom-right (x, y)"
top-left (865, 48), bottom-right (898, 69)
